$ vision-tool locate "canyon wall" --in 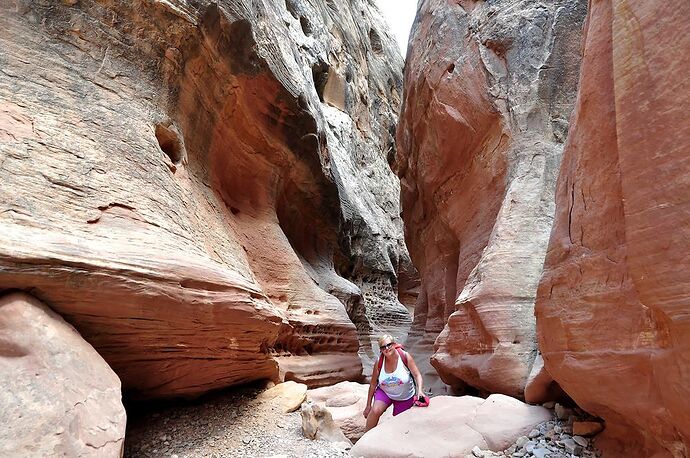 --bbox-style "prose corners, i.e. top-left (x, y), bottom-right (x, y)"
top-left (0, 0), bottom-right (409, 398)
top-left (535, 0), bottom-right (690, 456)
top-left (396, 0), bottom-right (586, 396)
